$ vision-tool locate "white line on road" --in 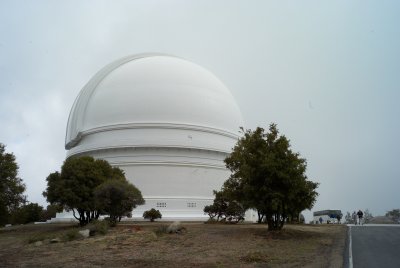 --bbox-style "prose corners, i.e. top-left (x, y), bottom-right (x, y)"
top-left (349, 226), bottom-right (353, 268)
